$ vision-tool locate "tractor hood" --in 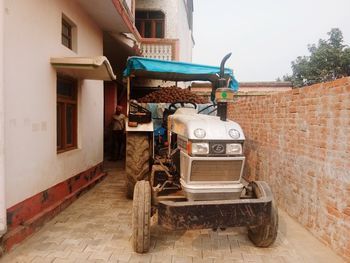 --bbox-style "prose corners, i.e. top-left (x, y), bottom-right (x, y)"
top-left (168, 110), bottom-right (245, 141)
